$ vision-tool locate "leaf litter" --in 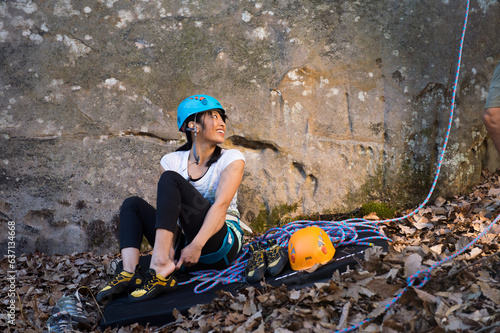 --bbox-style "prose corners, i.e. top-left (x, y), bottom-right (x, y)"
top-left (1, 170), bottom-right (500, 332)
